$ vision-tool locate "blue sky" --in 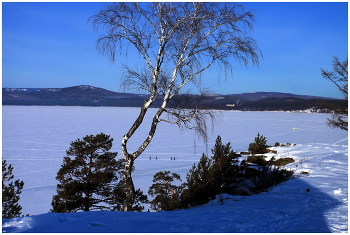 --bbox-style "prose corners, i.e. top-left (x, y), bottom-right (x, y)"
top-left (2, 2), bottom-right (348, 98)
